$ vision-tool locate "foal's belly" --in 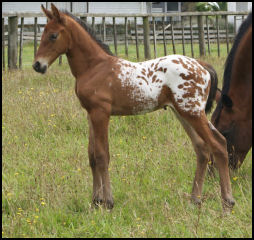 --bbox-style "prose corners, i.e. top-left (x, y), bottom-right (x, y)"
top-left (110, 94), bottom-right (161, 115)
